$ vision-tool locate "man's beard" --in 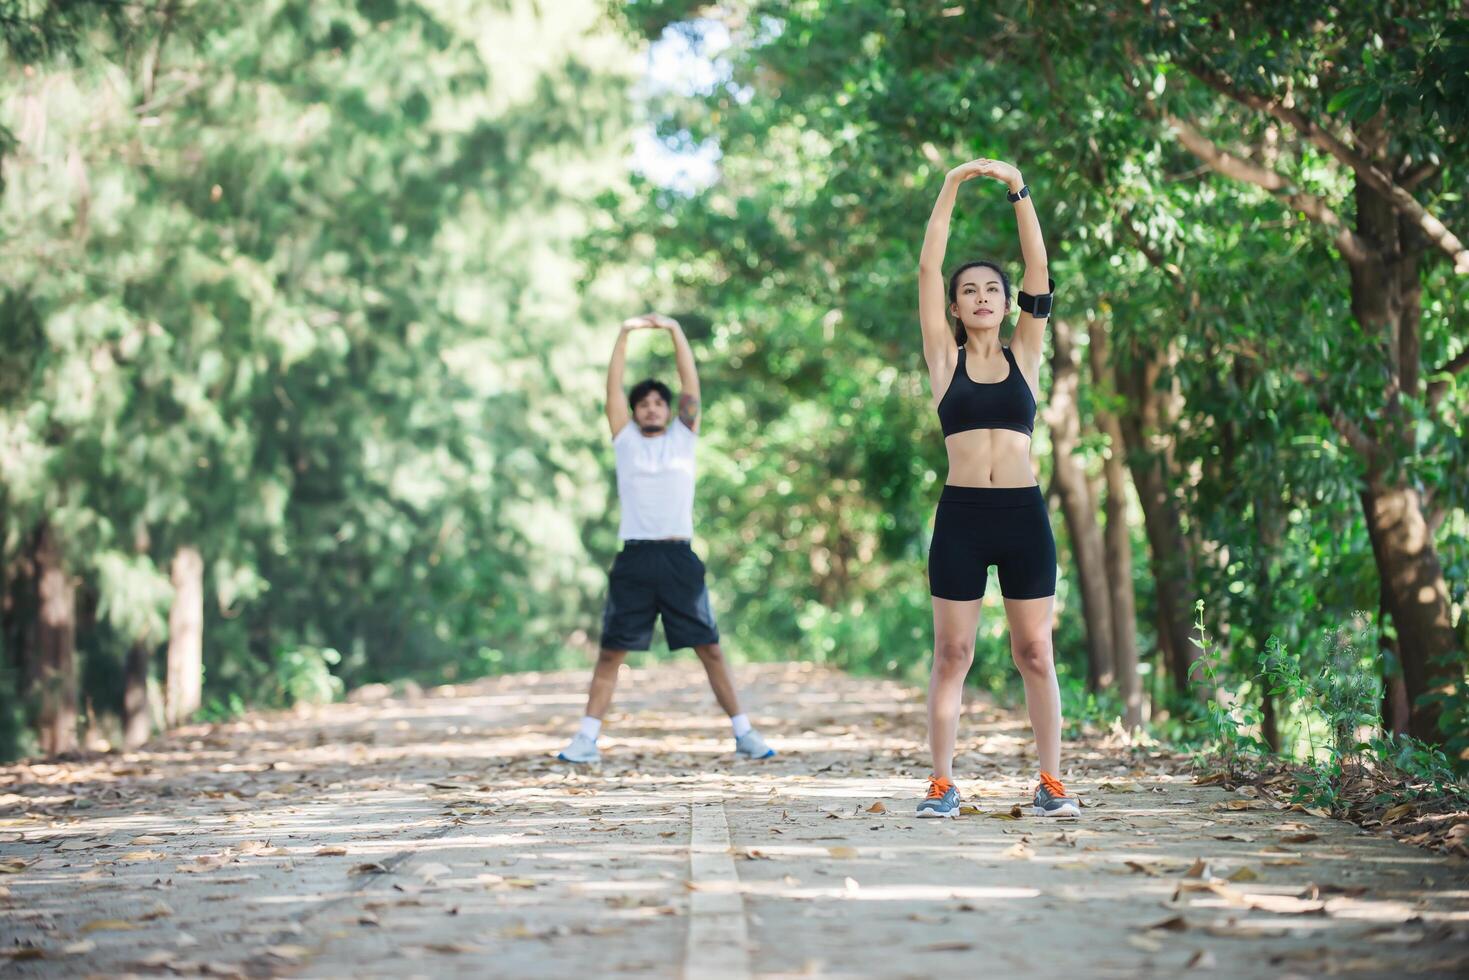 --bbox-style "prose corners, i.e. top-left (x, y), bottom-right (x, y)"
top-left (639, 421), bottom-right (666, 434)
